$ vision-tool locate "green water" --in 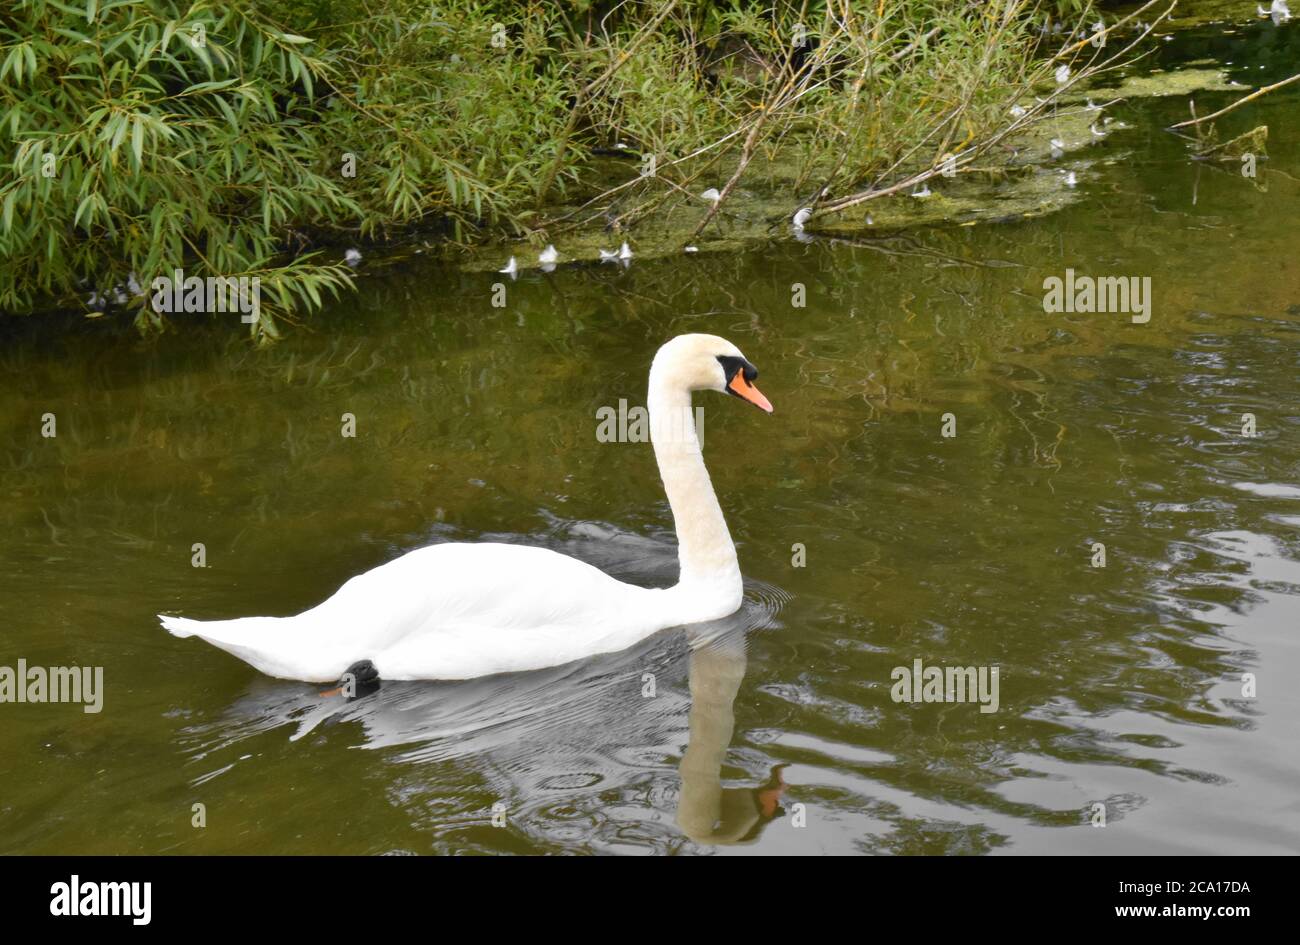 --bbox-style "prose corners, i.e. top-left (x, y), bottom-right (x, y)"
top-left (2, 22), bottom-right (1299, 855)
